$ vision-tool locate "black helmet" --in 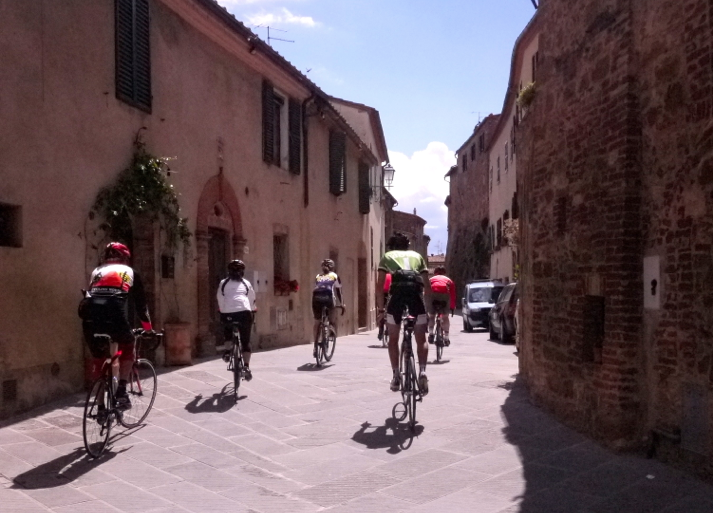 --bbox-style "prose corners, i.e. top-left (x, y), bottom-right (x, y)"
top-left (321, 259), bottom-right (335, 271)
top-left (228, 259), bottom-right (245, 272)
top-left (434, 265), bottom-right (446, 275)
